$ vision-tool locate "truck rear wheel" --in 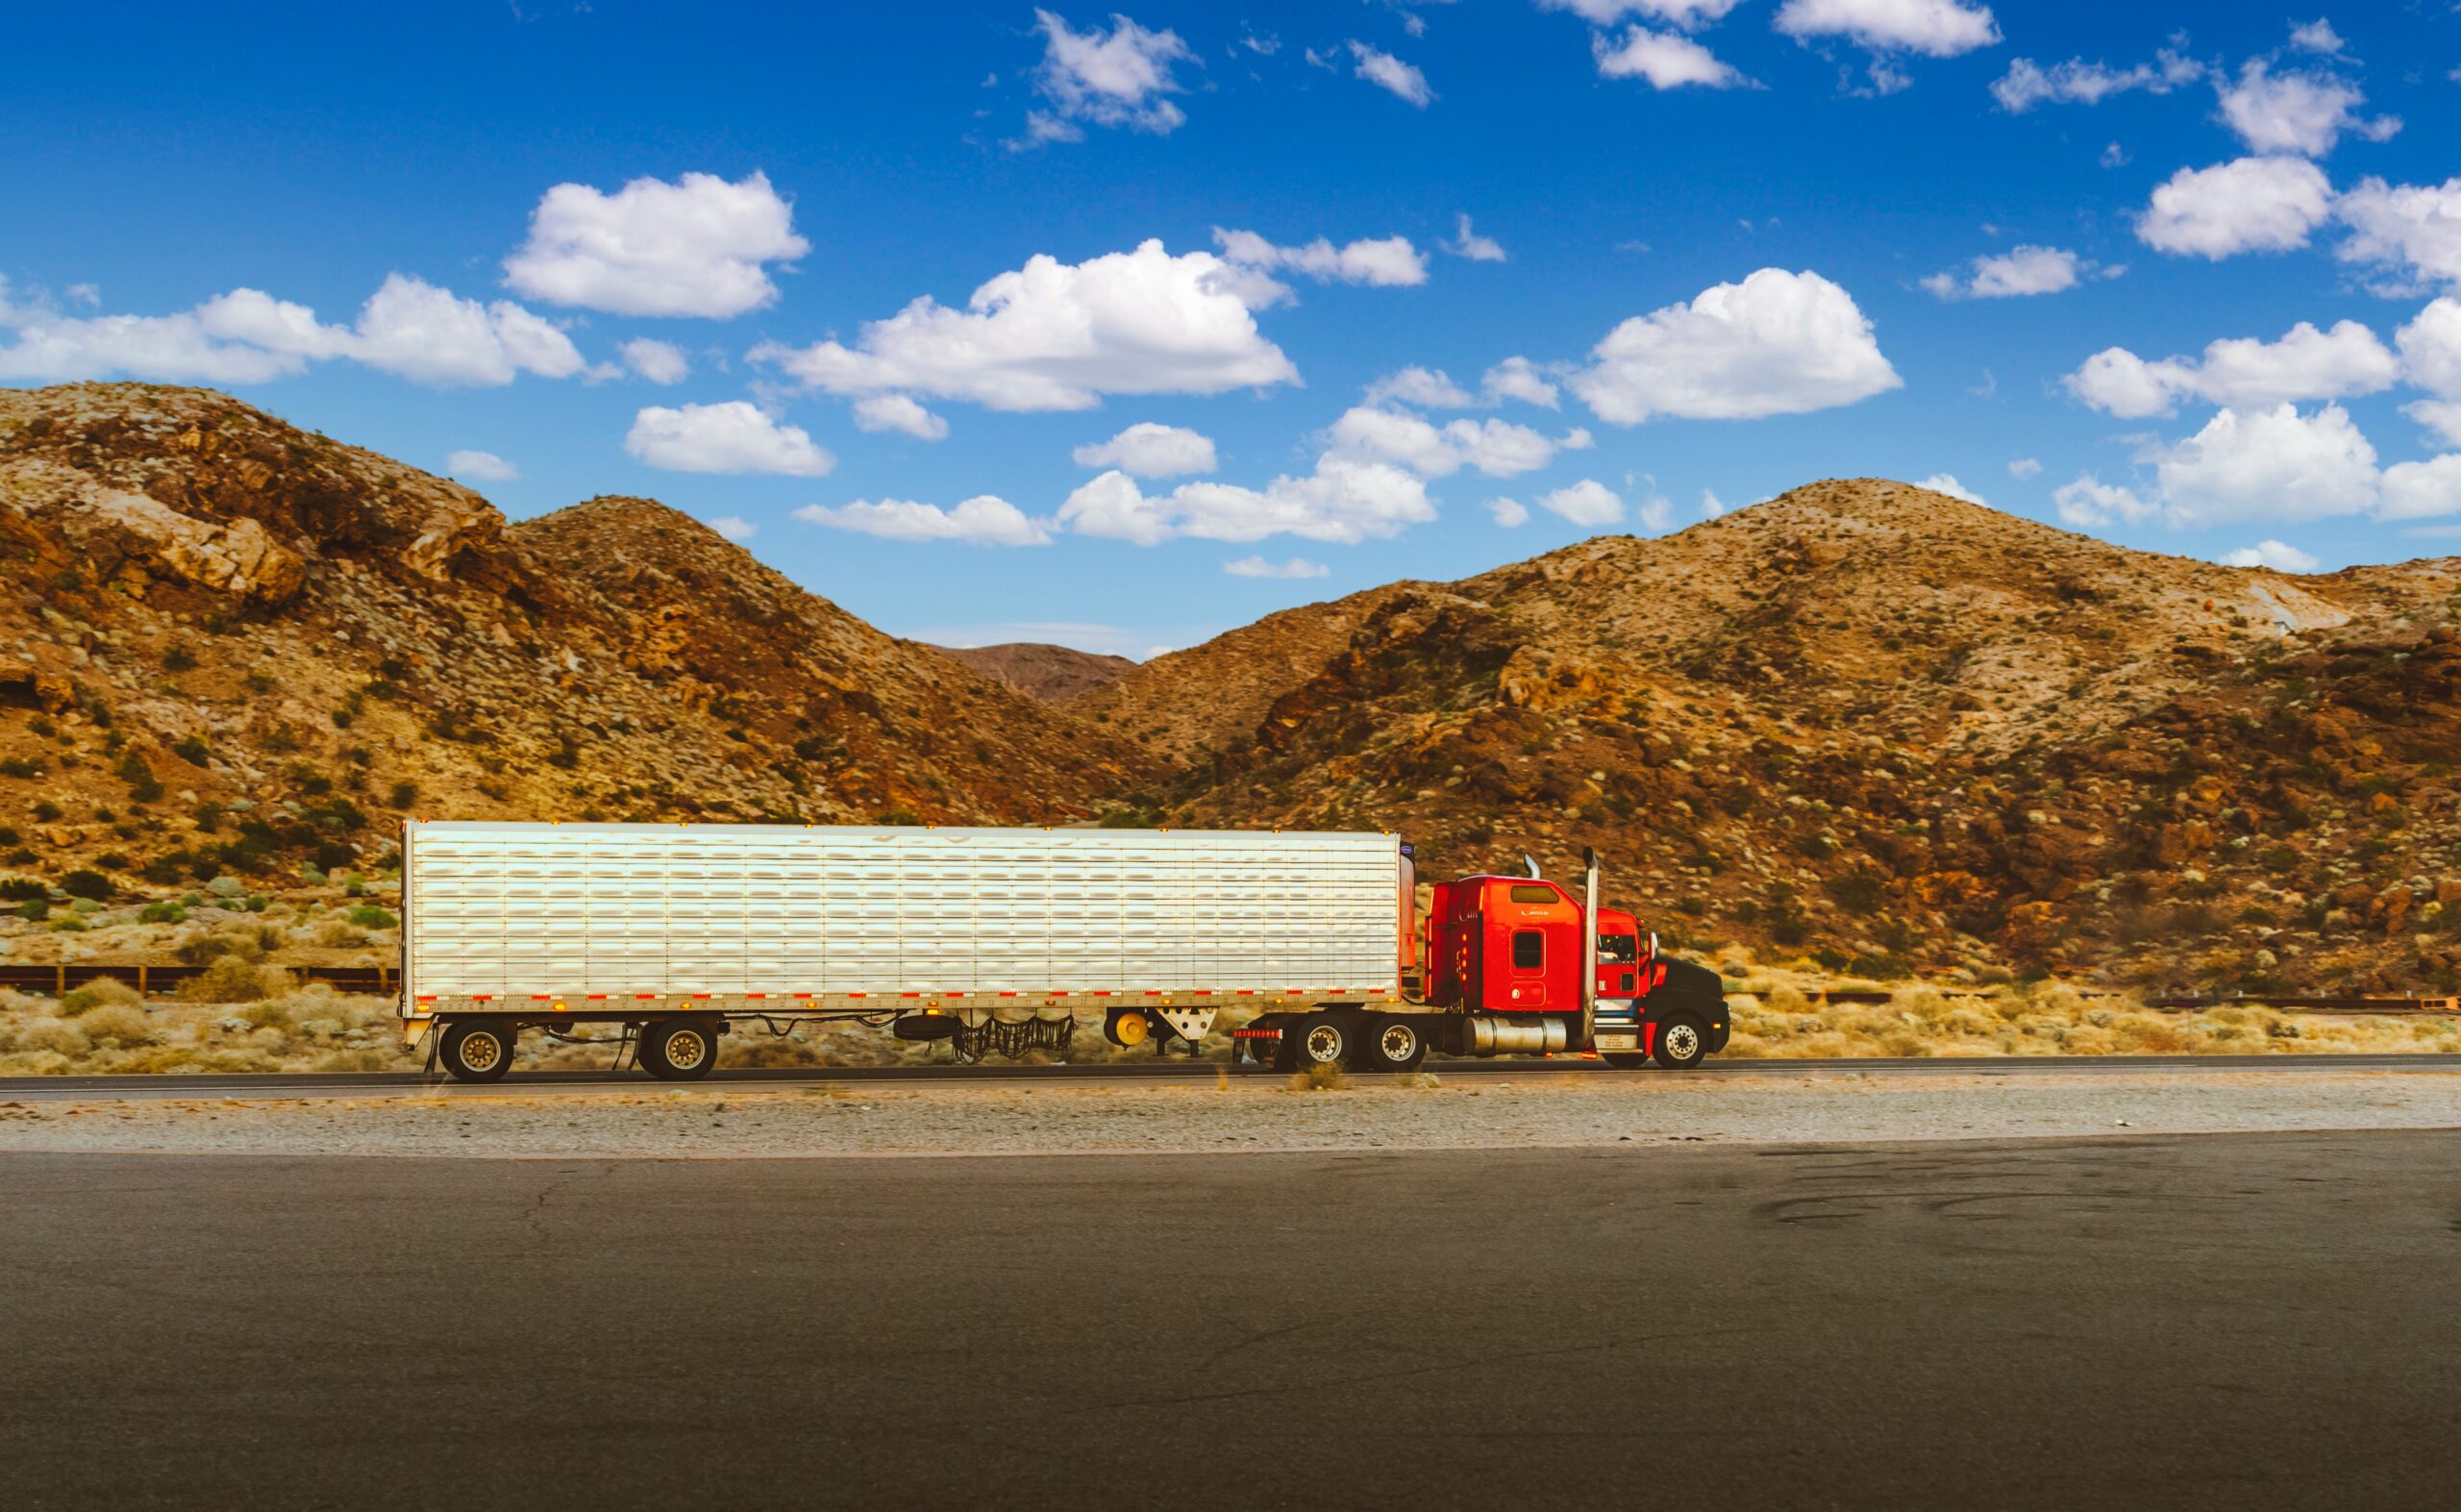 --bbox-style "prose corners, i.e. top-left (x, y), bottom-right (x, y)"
top-left (439, 1021), bottom-right (515, 1083)
top-left (1293, 1013), bottom-right (1353, 1070)
top-left (641, 1019), bottom-right (719, 1081)
top-left (1361, 1017), bottom-right (1427, 1073)
top-left (1653, 1015), bottom-right (1707, 1070)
